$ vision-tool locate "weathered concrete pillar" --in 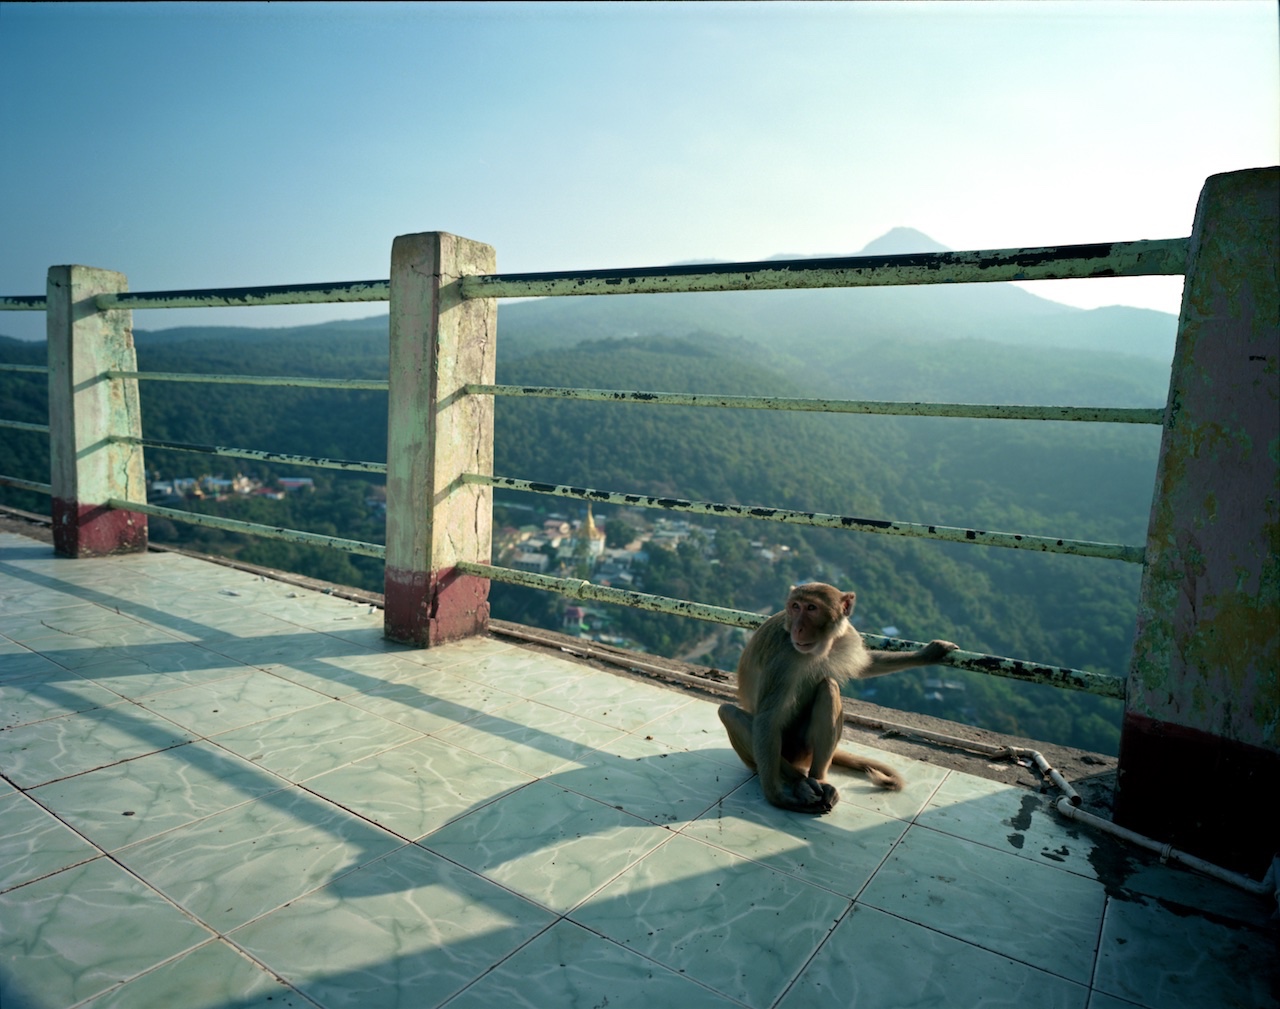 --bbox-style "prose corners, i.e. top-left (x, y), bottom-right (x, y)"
top-left (1117, 167), bottom-right (1279, 875)
top-left (383, 233), bottom-right (496, 646)
top-left (46, 265), bottom-right (148, 557)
